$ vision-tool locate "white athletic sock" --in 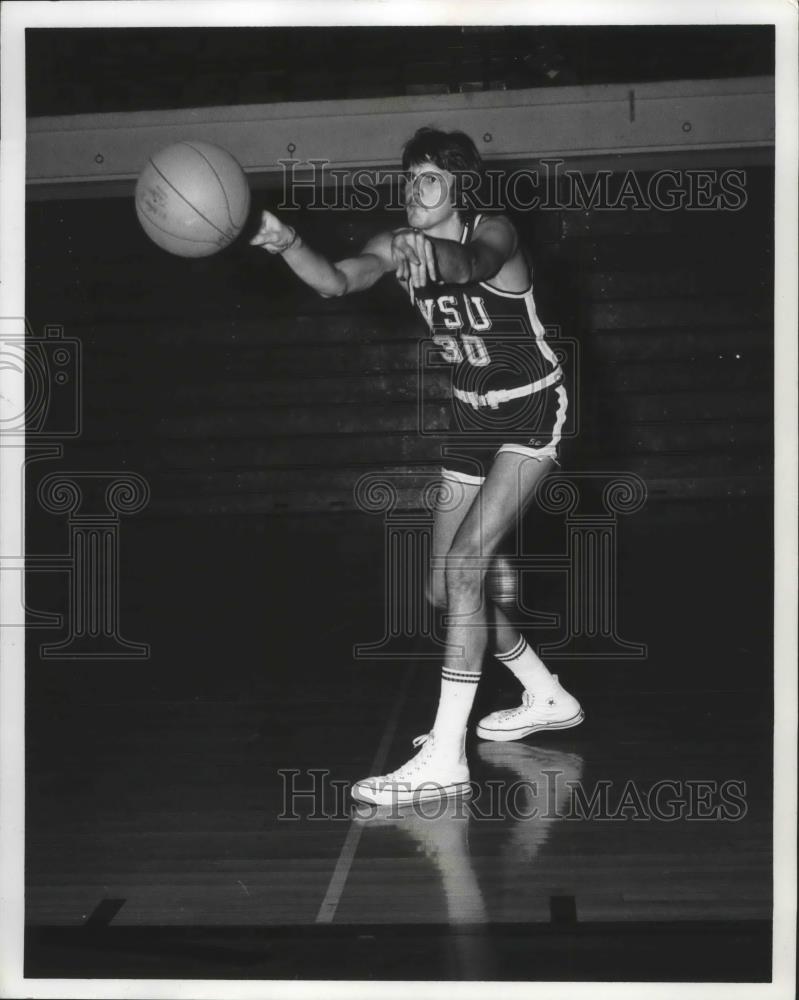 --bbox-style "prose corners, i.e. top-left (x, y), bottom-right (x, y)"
top-left (496, 637), bottom-right (558, 695)
top-left (430, 666), bottom-right (481, 759)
